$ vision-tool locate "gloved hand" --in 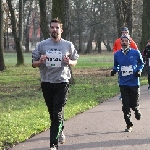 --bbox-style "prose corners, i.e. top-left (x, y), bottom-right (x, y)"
top-left (110, 69), bottom-right (116, 76)
top-left (134, 71), bottom-right (141, 77)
